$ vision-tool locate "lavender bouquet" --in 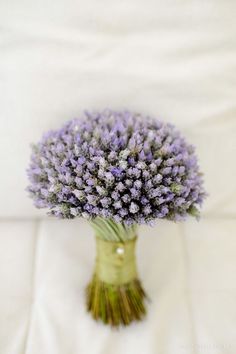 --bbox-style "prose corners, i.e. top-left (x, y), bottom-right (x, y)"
top-left (27, 110), bottom-right (205, 326)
